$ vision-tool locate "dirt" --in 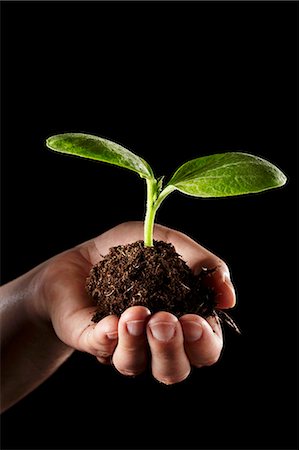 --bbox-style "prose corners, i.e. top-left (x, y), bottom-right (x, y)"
top-left (86, 240), bottom-right (240, 332)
